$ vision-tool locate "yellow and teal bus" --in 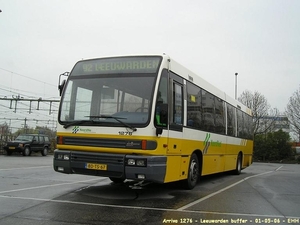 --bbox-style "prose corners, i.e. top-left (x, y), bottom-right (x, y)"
top-left (53, 54), bottom-right (253, 189)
